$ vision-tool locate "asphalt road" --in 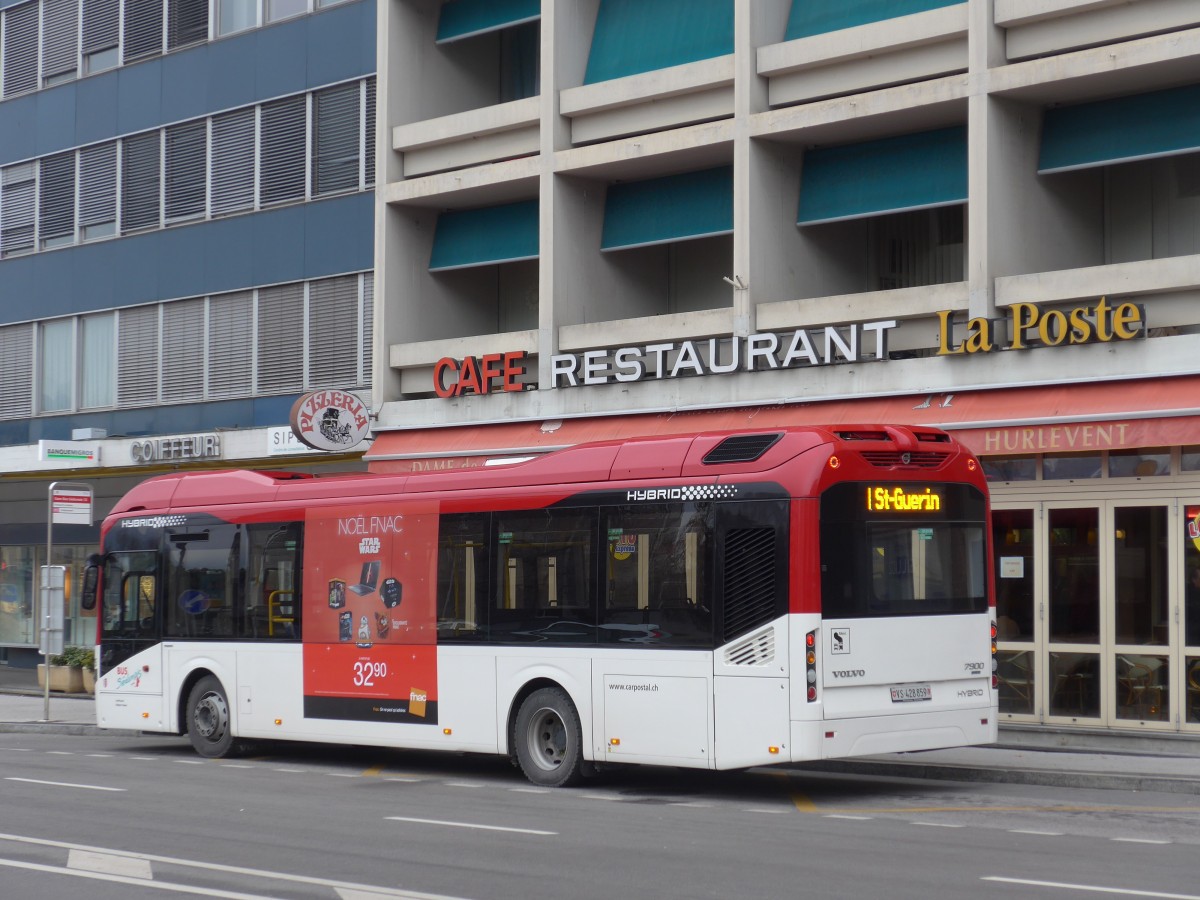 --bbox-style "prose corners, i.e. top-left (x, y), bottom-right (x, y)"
top-left (2, 732), bottom-right (1200, 900)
